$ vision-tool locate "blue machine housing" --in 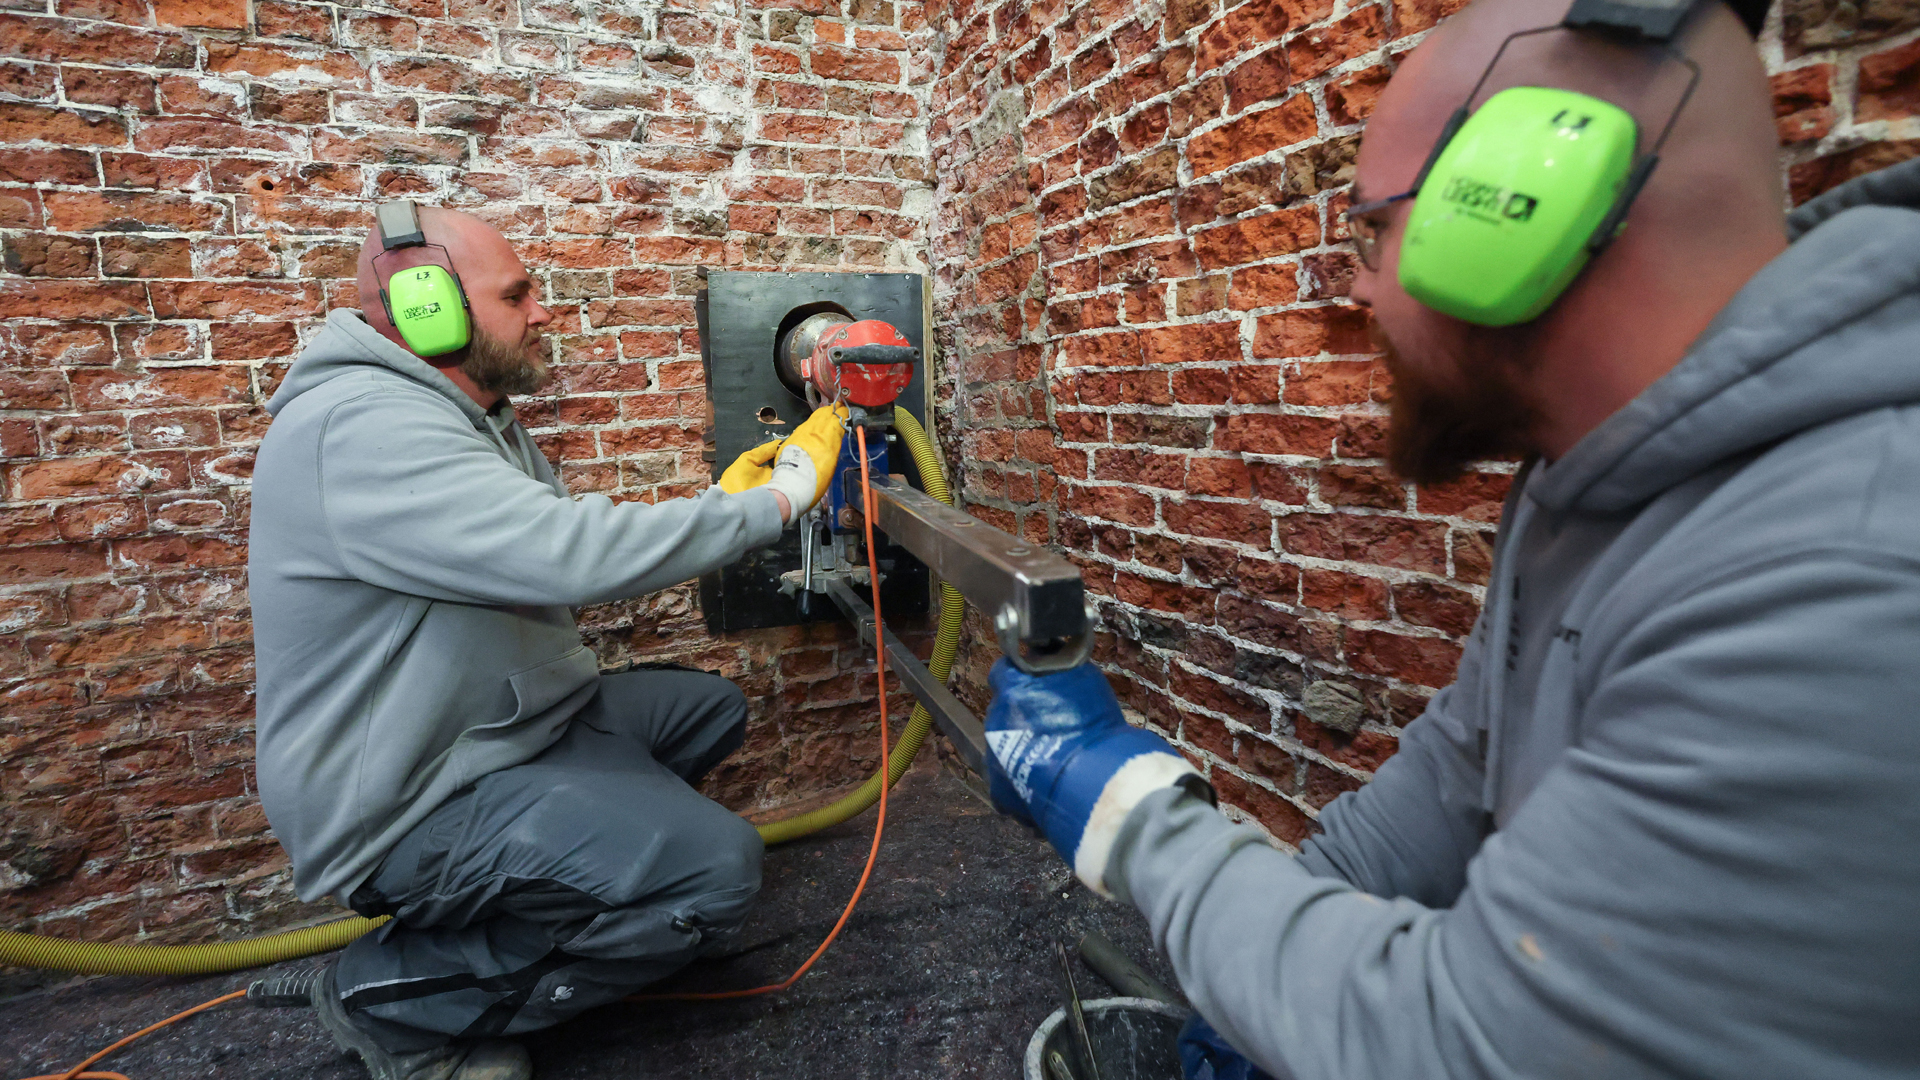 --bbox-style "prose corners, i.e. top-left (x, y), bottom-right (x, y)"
top-left (830, 425), bottom-right (889, 534)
